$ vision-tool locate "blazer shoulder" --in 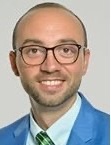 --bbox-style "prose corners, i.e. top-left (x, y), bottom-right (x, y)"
top-left (79, 91), bottom-right (109, 122)
top-left (75, 92), bottom-right (109, 144)
top-left (92, 109), bottom-right (110, 144)
top-left (78, 92), bottom-right (109, 133)
top-left (93, 108), bottom-right (109, 126)
top-left (0, 114), bottom-right (29, 137)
